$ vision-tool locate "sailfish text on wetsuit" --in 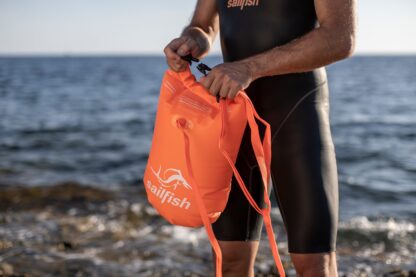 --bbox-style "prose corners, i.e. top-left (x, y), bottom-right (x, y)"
top-left (227, 0), bottom-right (260, 10)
